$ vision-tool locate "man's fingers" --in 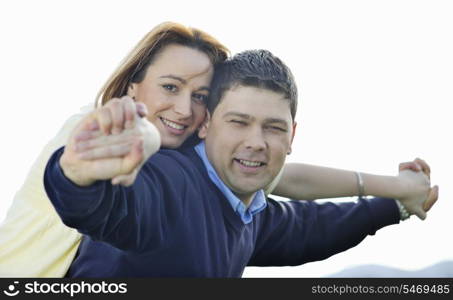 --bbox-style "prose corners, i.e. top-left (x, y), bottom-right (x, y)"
top-left (78, 141), bottom-right (135, 160)
top-left (74, 130), bottom-right (103, 142)
top-left (423, 185), bottom-right (439, 211)
top-left (111, 169), bottom-right (139, 186)
top-left (120, 139), bottom-right (144, 175)
top-left (75, 131), bottom-right (139, 152)
top-left (414, 208), bottom-right (427, 221)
